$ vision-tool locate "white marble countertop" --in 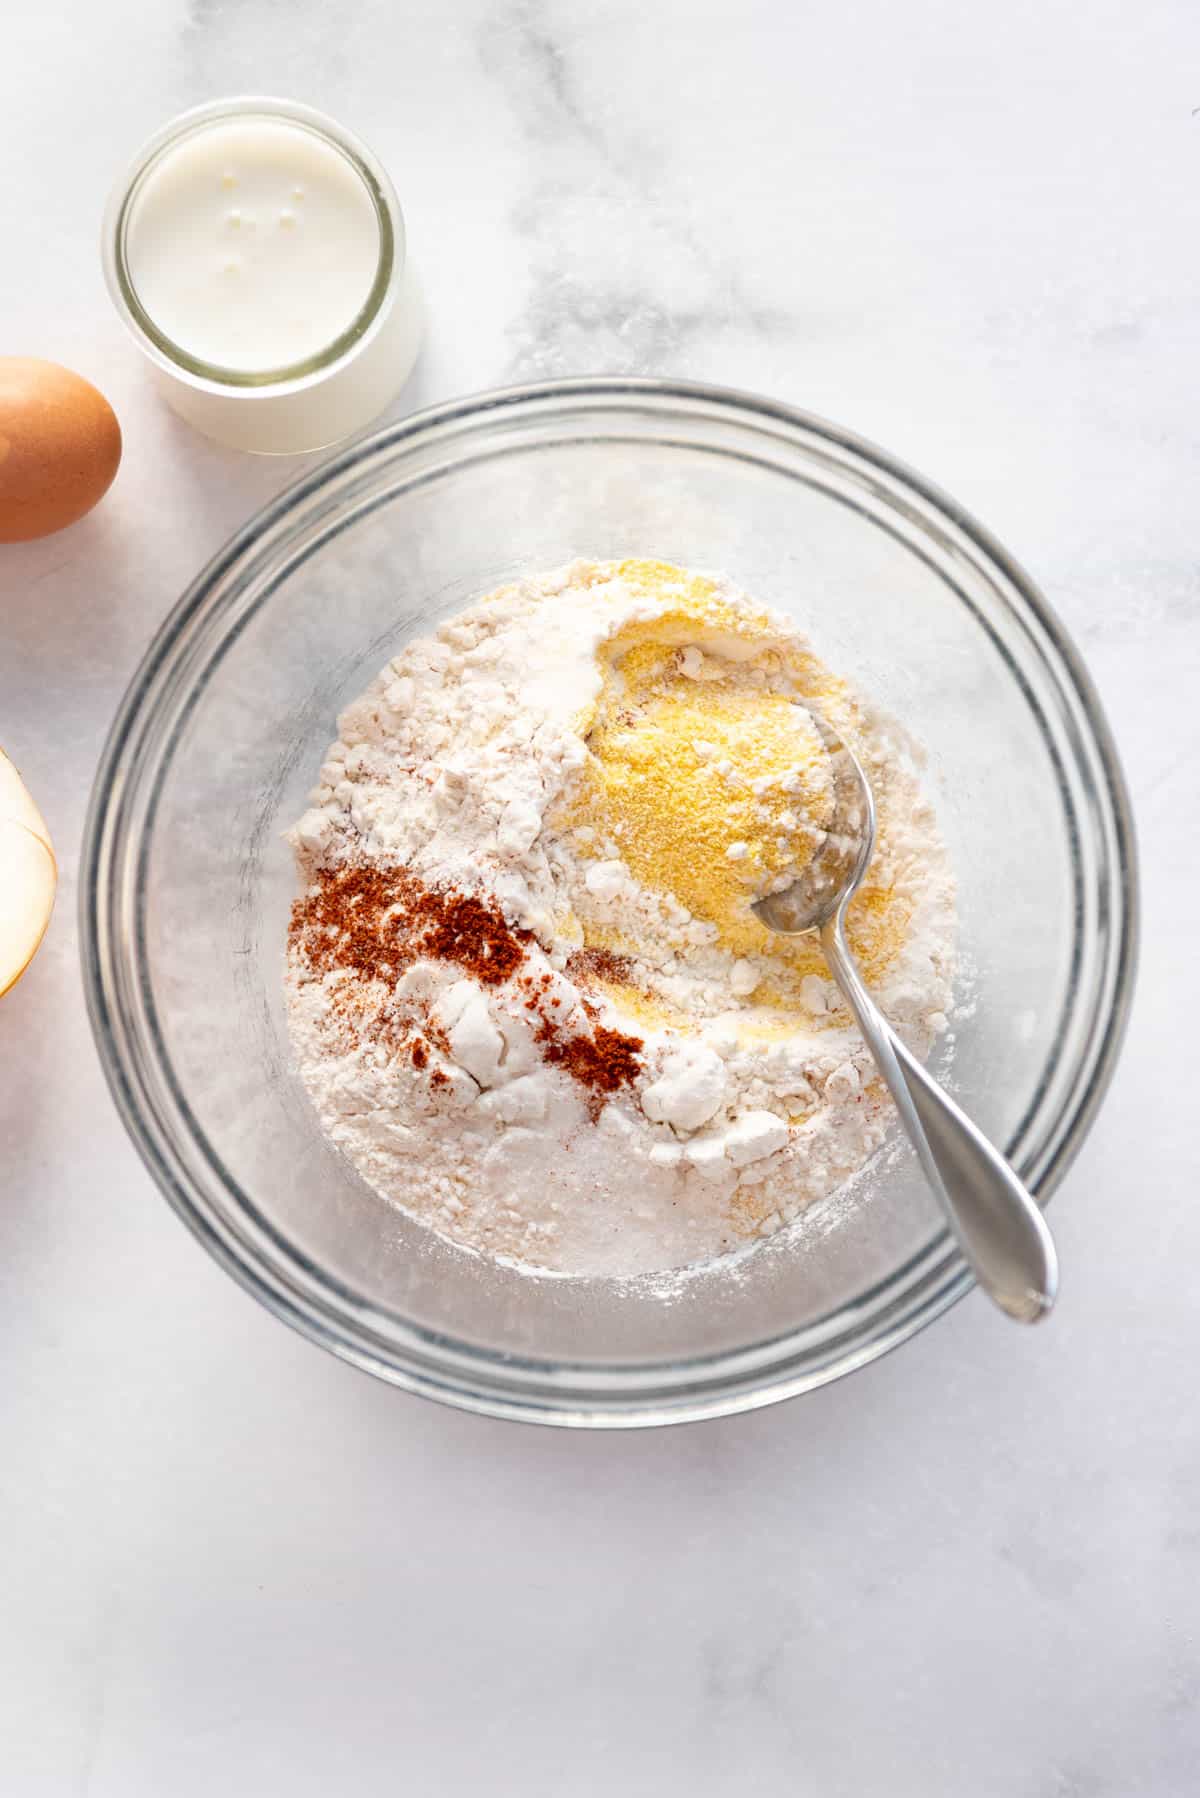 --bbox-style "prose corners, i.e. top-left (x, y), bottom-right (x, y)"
top-left (2, 3), bottom-right (1196, 1792)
